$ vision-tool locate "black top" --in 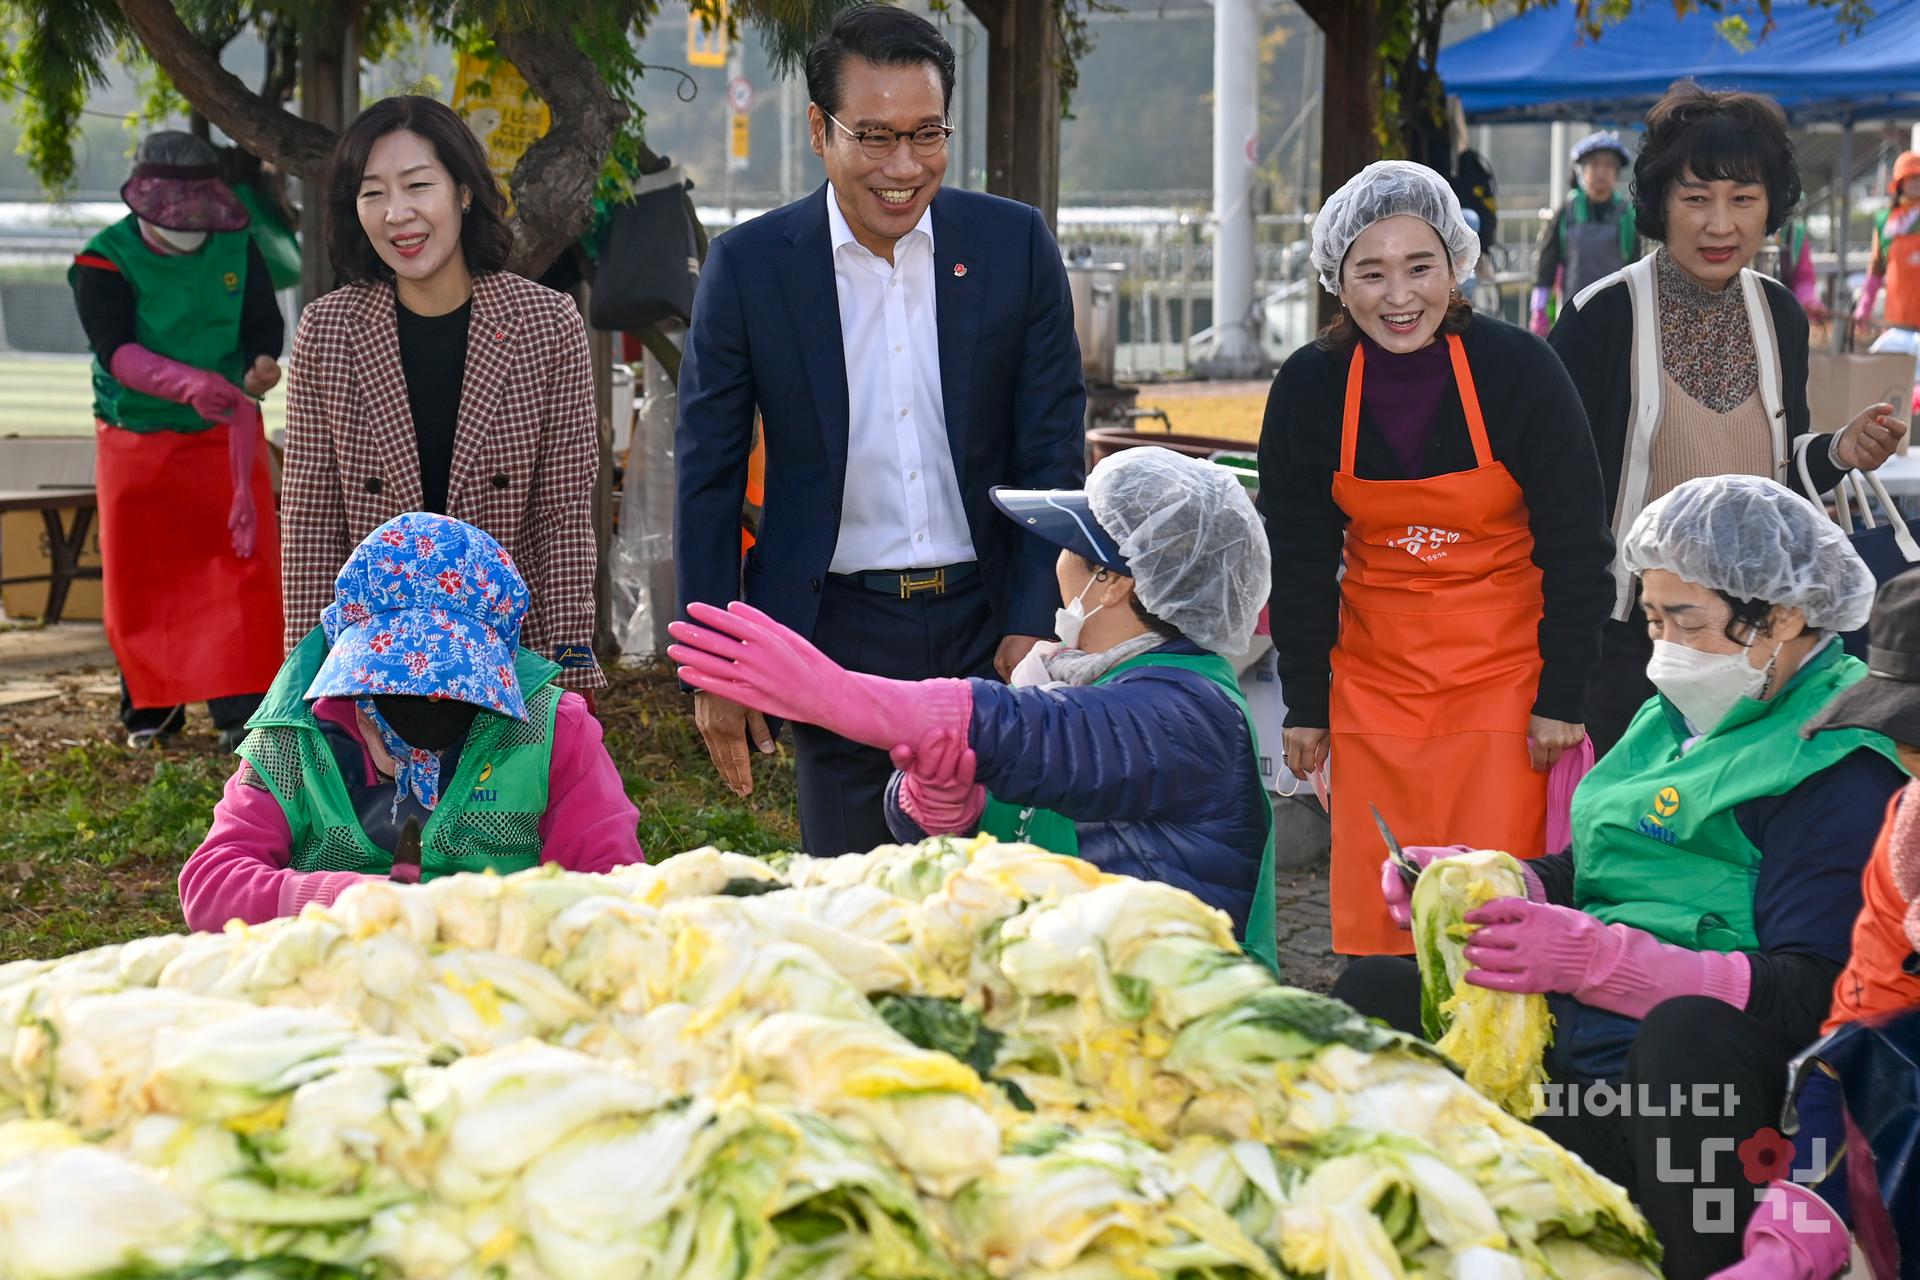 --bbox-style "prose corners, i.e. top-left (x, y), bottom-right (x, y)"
top-left (71, 237), bottom-right (284, 368)
top-left (1547, 270), bottom-right (1847, 520)
top-left (1256, 314), bottom-right (1617, 728)
top-left (395, 298), bottom-right (471, 515)
top-left (1529, 748), bottom-right (1907, 1046)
